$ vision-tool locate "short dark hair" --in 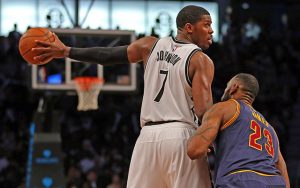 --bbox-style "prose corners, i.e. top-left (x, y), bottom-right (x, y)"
top-left (176, 5), bottom-right (210, 29)
top-left (235, 73), bottom-right (260, 99)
